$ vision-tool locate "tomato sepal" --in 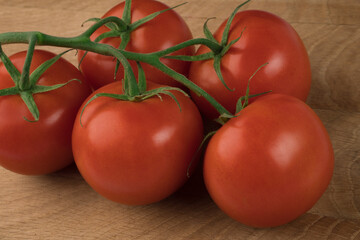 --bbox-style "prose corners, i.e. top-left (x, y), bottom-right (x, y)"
top-left (235, 62), bottom-right (269, 113)
top-left (209, 1), bottom-right (252, 91)
top-left (81, 18), bottom-right (127, 32)
top-left (19, 91), bottom-right (39, 122)
top-left (80, 85), bottom-right (189, 127)
top-left (203, 18), bottom-right (218, 43)
top-left (213, 55), bottom-right (233, 91)
top-left (0, 46), bottom-right (83, 122)
top-left (0, 44), bottom-right (21, 84)
top-left (220, 0), bottom-right (251, 46)
top-left (129, 2), bottom-right (187, 31)
top-left (29, 49), bottom-right (74, 87)
top-left (0, 86), bottom-right (18, 96)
